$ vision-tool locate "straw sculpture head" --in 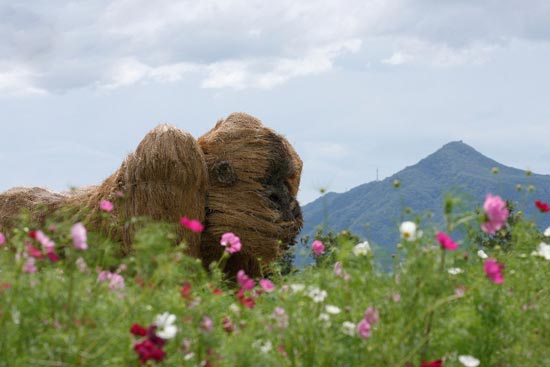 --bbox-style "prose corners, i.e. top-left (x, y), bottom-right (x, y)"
top-left (198, 112), bottom-right (303, 276)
